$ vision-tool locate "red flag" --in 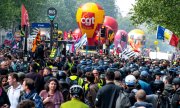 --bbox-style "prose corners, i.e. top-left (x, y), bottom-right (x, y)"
top-left (71, 44), bottom-right (75, 53)
top-left (63, 31), bottom-right (68, 40)
top-left (169, 34), bottom-right (179, 47)
top-left (21, 4), bottom-right (29, 27)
